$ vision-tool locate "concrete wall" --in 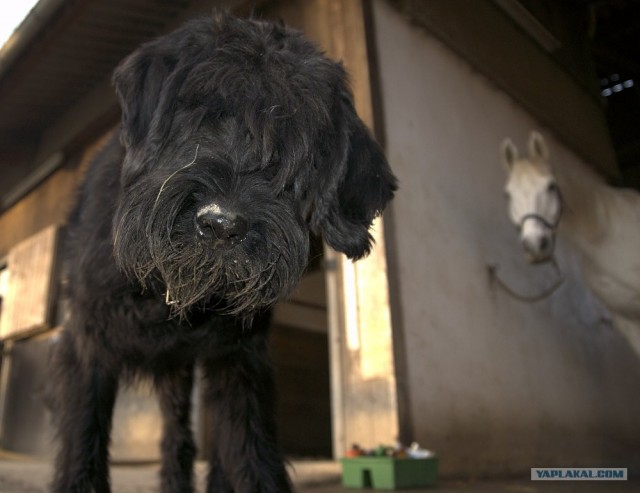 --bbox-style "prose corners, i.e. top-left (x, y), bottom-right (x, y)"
top-left (373, 0), bottom-right (640, 477)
